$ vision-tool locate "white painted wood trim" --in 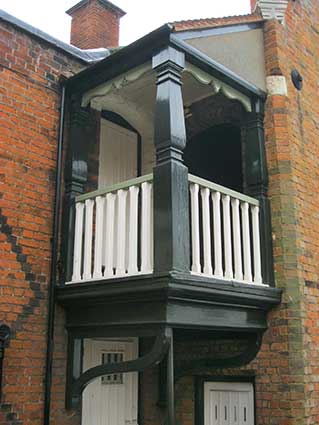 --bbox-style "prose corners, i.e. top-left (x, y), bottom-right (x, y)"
top-left (201, 187), bottom-right (213, 276)
top-left (93, 196), bottom-right (104, 279)
top-left (189, 174), bottom-right (259, 206)
top-left (76, 174), bottom-right (153, 203)
top-left (103, 193), bottom-right (116, 278)
top-left (241, 202), bottom-right (253, 283)
top-left (252, 205), bottom-right (262, 284)
top-left (190, 183), bottom-right (201, 274)
top-left (141, 181), bottom-right (153, 273)
top-left (231, 198), bottom-right (243, 281)
top-left (127, 186), bottom-right (139, 275)
top-left (212, 191), bottom-right (223, 278)
top-left (222, 195), bottom-right (233, 280)
top-left (83, 199), bottom-right (94, 280)
top-left (72, 202), bottom-right (84, 282)
top-left (115, 189), bottom-right (127, 276)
